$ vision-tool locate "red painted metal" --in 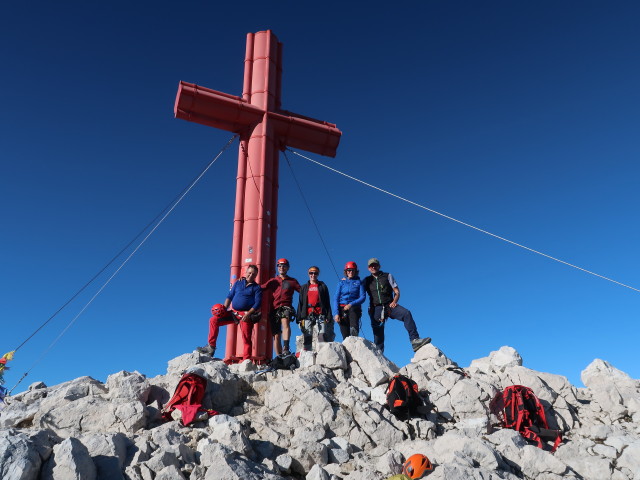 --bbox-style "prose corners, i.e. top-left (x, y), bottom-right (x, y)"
top-left (174, 30), bottom-right (341, 363)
